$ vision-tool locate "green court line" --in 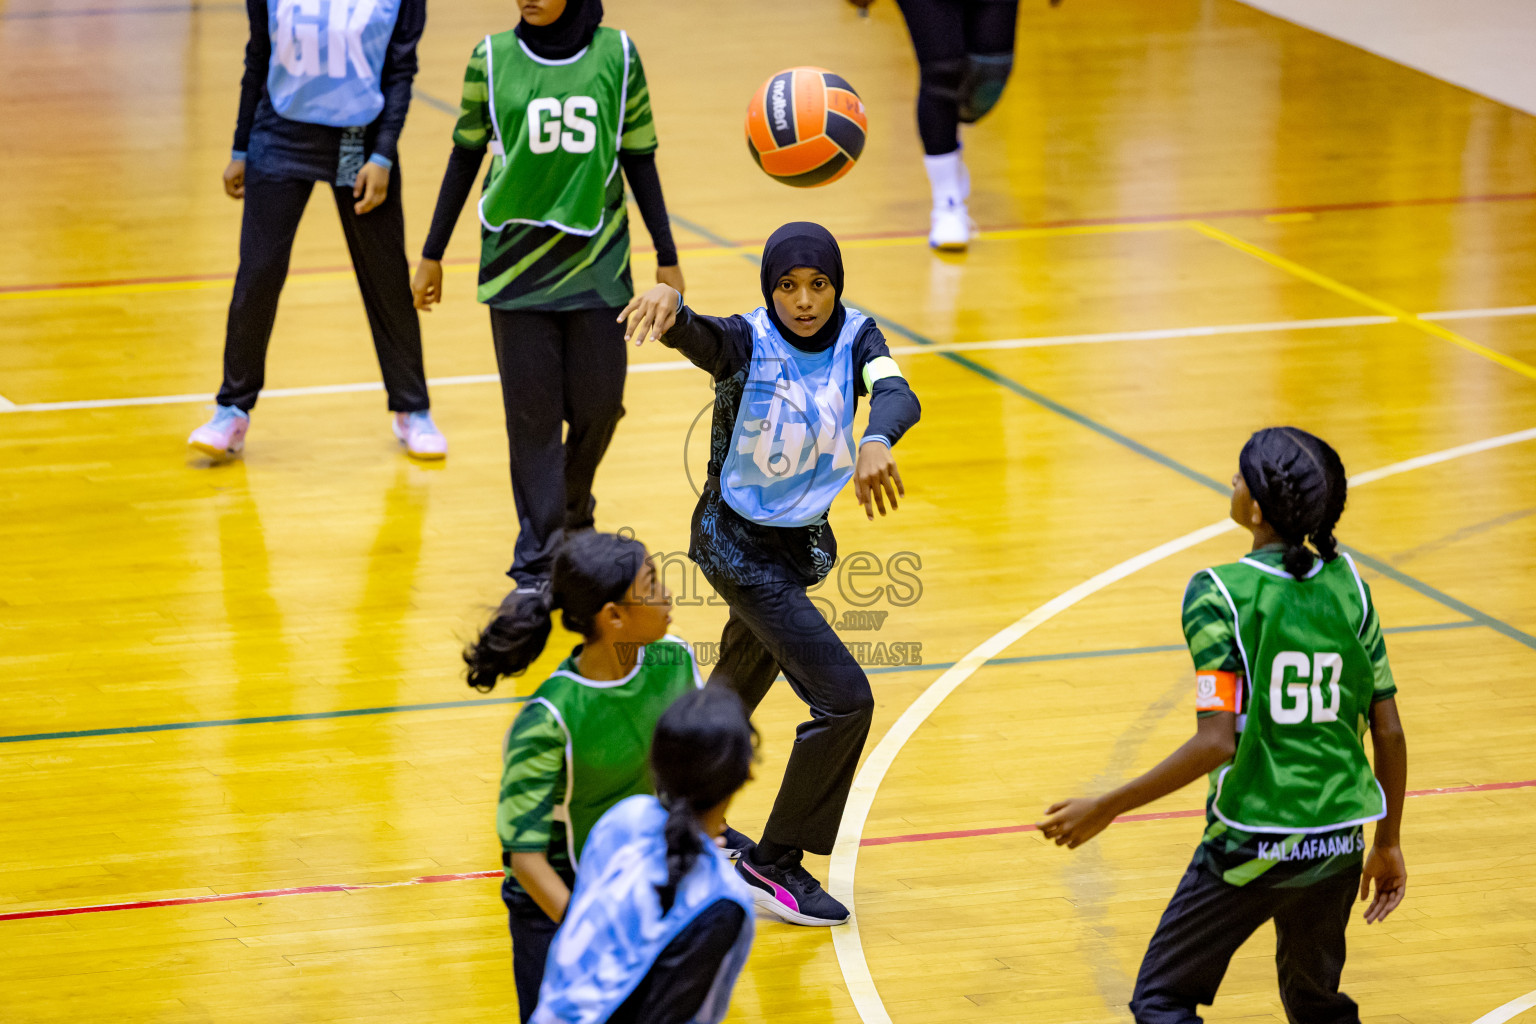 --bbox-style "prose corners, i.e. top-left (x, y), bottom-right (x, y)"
top-left (0, 621), bottom-right (1478, 746)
